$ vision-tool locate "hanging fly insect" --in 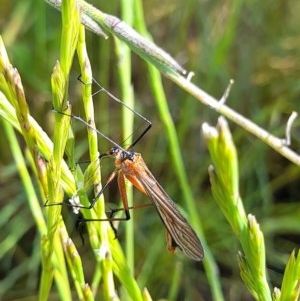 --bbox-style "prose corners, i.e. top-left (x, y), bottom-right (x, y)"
top-left (52, 79), bottom-right (204, 261)
top-left (98, 146), bottom-right (204, 261)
